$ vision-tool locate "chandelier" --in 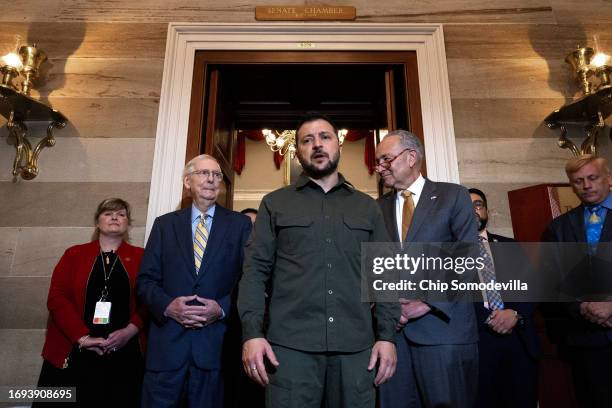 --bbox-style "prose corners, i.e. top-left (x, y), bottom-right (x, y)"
top-left (262, 128), bottom-right (348, 159)
top-left (263, 129), bottom-right (297, 158)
